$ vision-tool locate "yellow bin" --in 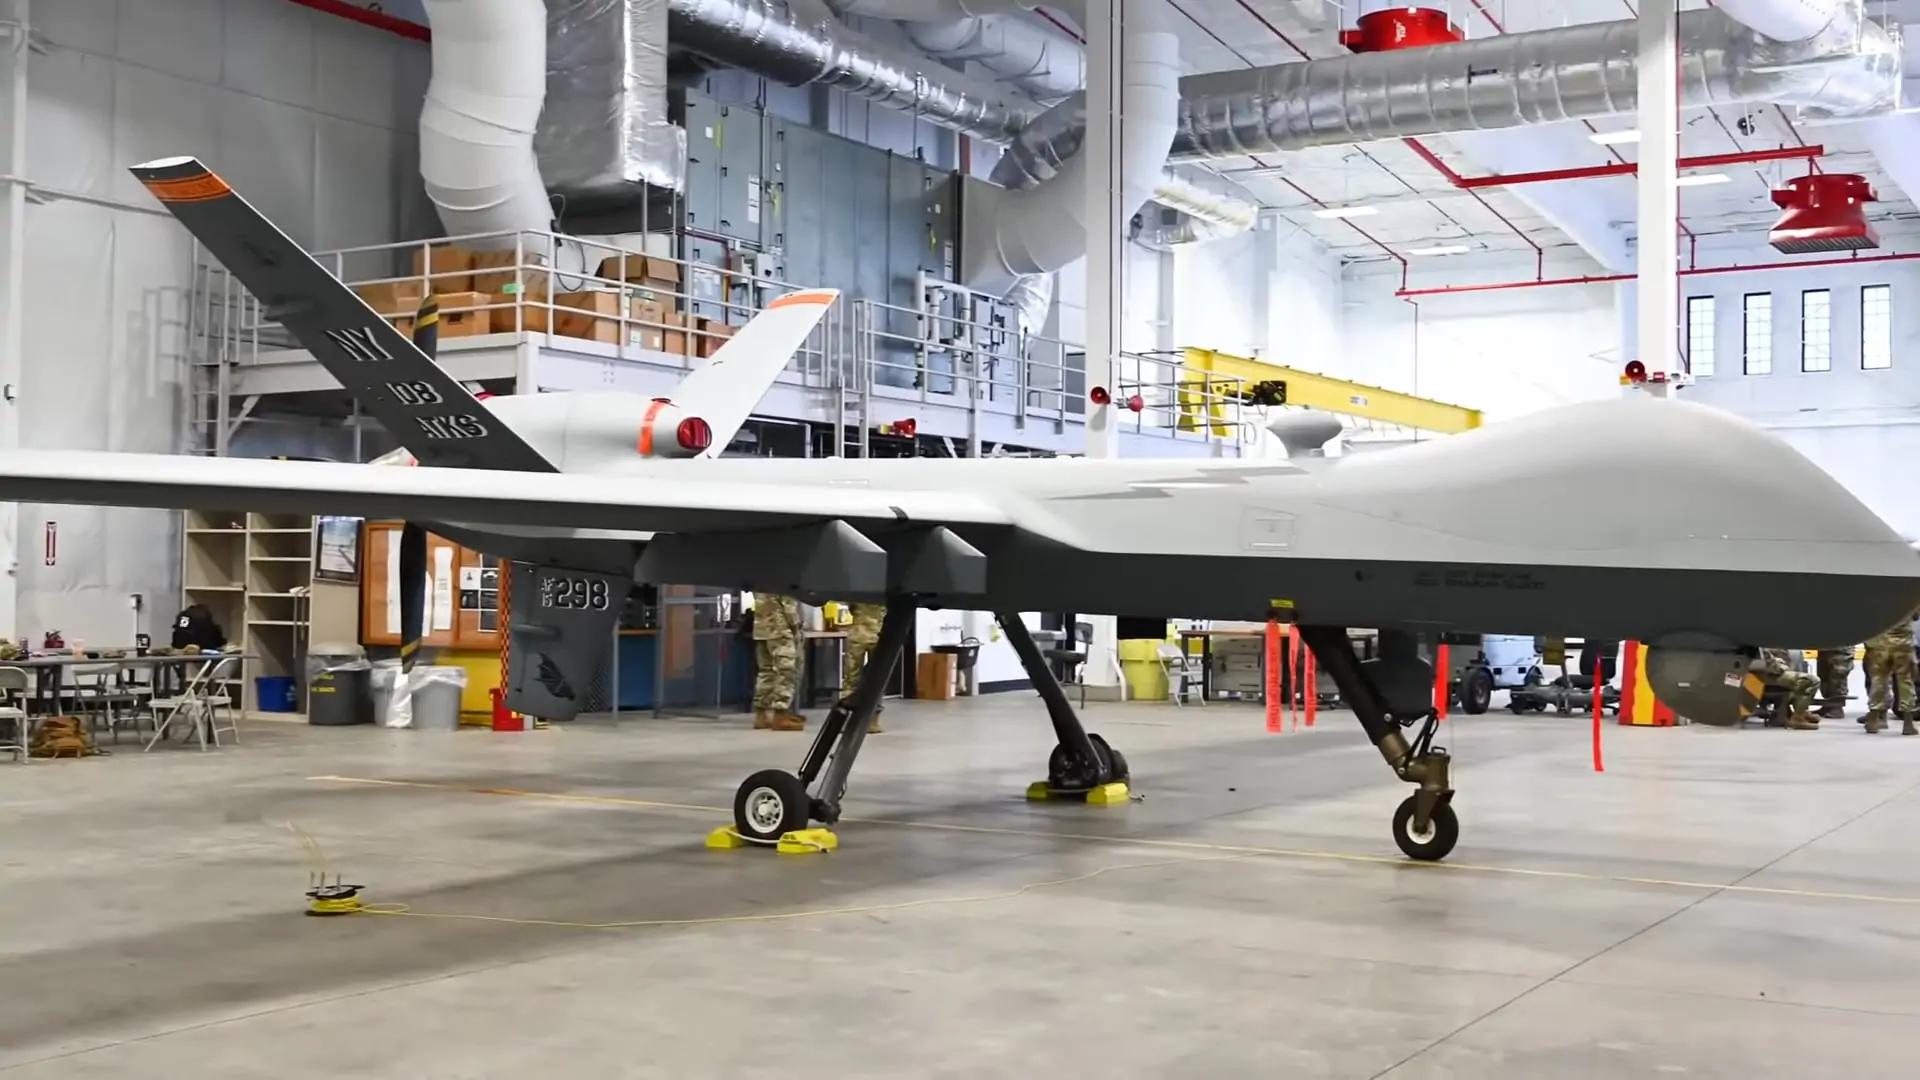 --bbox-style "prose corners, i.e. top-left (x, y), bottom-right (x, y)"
top-left (1118, 639), bottom-right (1170, 701)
